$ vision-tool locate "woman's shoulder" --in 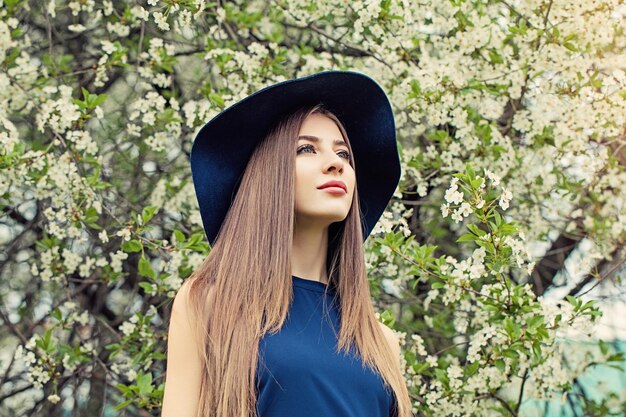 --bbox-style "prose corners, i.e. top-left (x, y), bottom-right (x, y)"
top-left (377, 321), bottom-right (402, 367)
top-left (377, 322), bottom-right (399, 344)
top-left (162, 278), bottom-right (204, 416)
top-left (171, 277), bottom-right (215, 326)
top-left (172, 279), bottom-right (194, 316)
